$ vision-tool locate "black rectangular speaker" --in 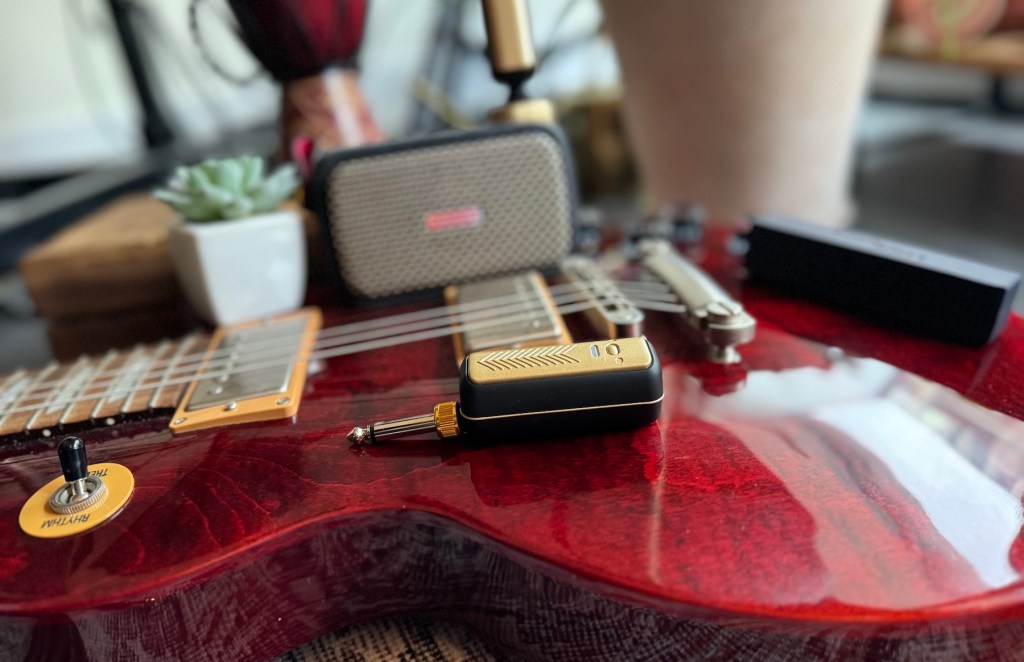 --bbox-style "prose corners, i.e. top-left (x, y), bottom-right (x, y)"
top-left (307, 124), bottom-right (578, 299)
